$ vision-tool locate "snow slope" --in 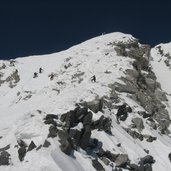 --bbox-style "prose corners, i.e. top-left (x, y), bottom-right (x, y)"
top-left (0, 32), bottom-right (171, 171)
